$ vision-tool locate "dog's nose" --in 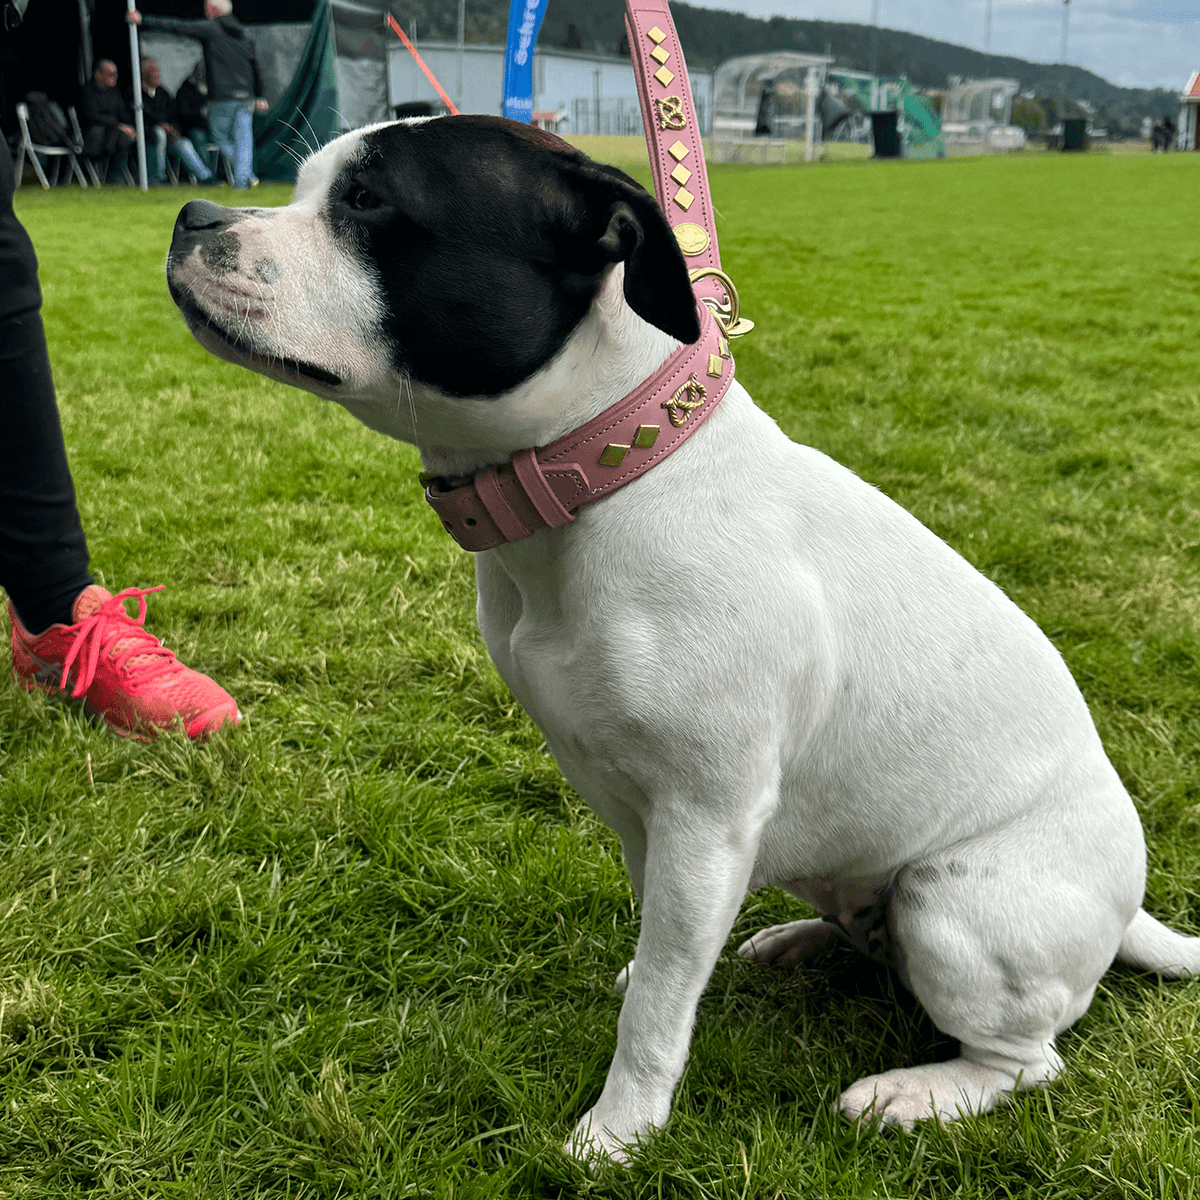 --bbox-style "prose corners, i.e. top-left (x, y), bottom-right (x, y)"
top-left (176, 198), bottom-right (239, 232)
